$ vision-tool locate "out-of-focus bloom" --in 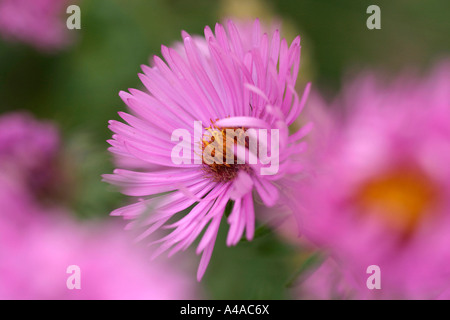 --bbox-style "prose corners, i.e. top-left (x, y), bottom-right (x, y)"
top-left (104, 19), bottom-right (311, 280)
top-left (0, 0), bottom-right (74, 52)
top-left (0, 190), bottom-right (199, 300)
top-left (0, 177), bottom-right (38, 245)
top-left (0, 112), bottom-right (199, 300)
top-left (0, 217), bottom-right (199, 300)
top-left (0, 112), bottom-right (59, 169)
top-left (0, 111), bottom-right (62, 240)
top-left (294, 258), bottom-right (358, 300)
top-left (298, 64), bottom-right (450, 299)
top-left (0, 112), bottom-right (60, 201)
